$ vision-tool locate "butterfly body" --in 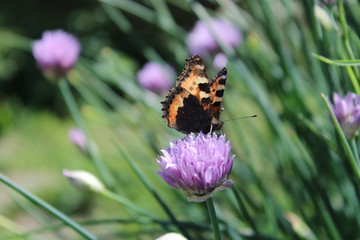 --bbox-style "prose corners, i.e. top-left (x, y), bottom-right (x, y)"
top-left (161, 55), bottom-right (227, 134)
